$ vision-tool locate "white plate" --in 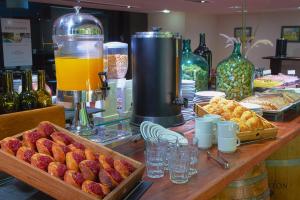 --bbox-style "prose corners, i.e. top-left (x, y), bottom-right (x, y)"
top-left (148, 124), bottom-right (159, 138)
top-left (182, 80), bottom-right (195, 85)
top-left (195, 91), bottom-right (226, 97)
top-left (140, 123), bottom-right (147, 139)
top-left (151, 126), bottom-right (165, 138)
top-left (140, 121), bottom-right (153, 139)
top-left (141, 122), bottom-right (188, 145)
top-left (240, 102), bottom-right (262, 110)
top-left (158, 130), bottom-right (188, 145)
